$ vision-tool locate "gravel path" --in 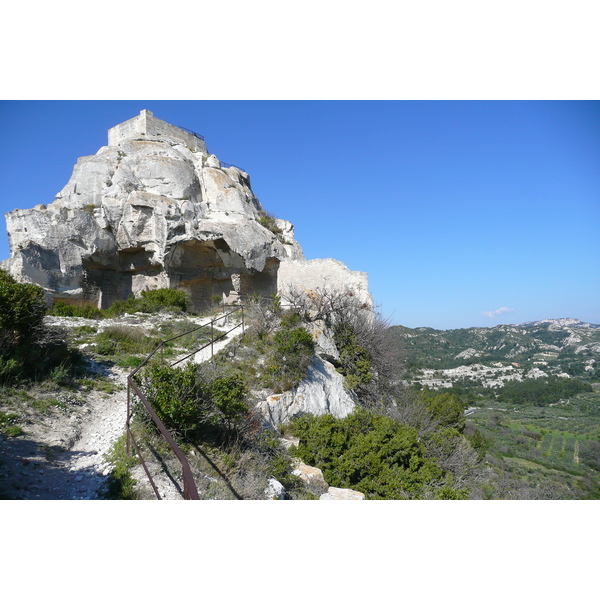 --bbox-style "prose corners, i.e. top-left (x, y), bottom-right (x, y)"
top-left (0, 366), bottom-right (128, 500)
top-left (0, 312), bottom-right (242, 500)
